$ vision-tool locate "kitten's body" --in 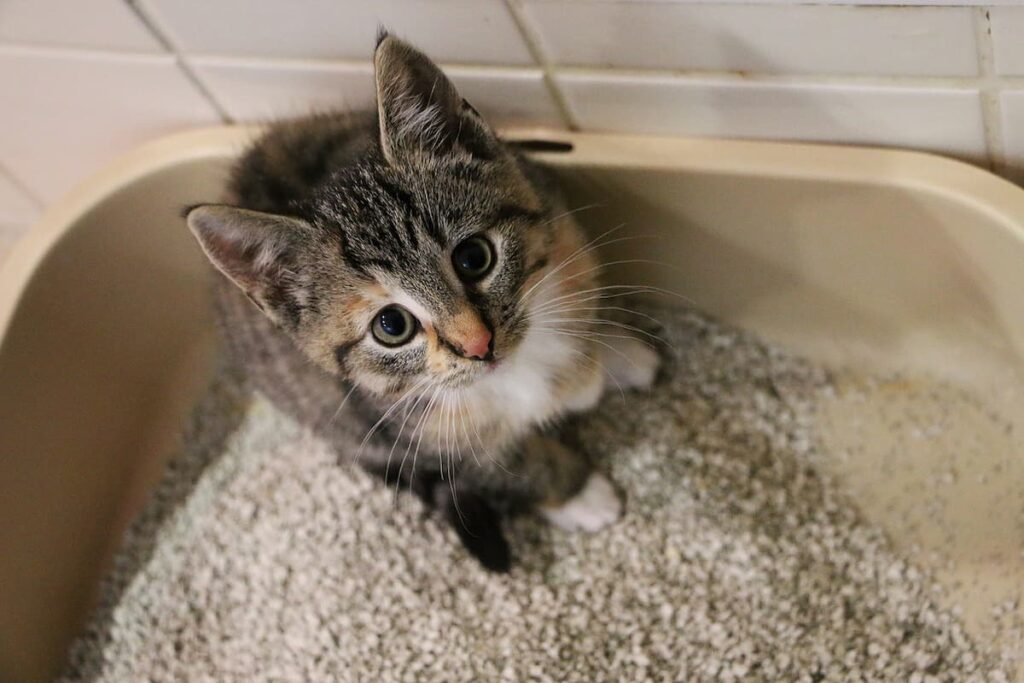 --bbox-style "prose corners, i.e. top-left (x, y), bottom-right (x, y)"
top-left (189, 37), bottom-right (657, 570)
